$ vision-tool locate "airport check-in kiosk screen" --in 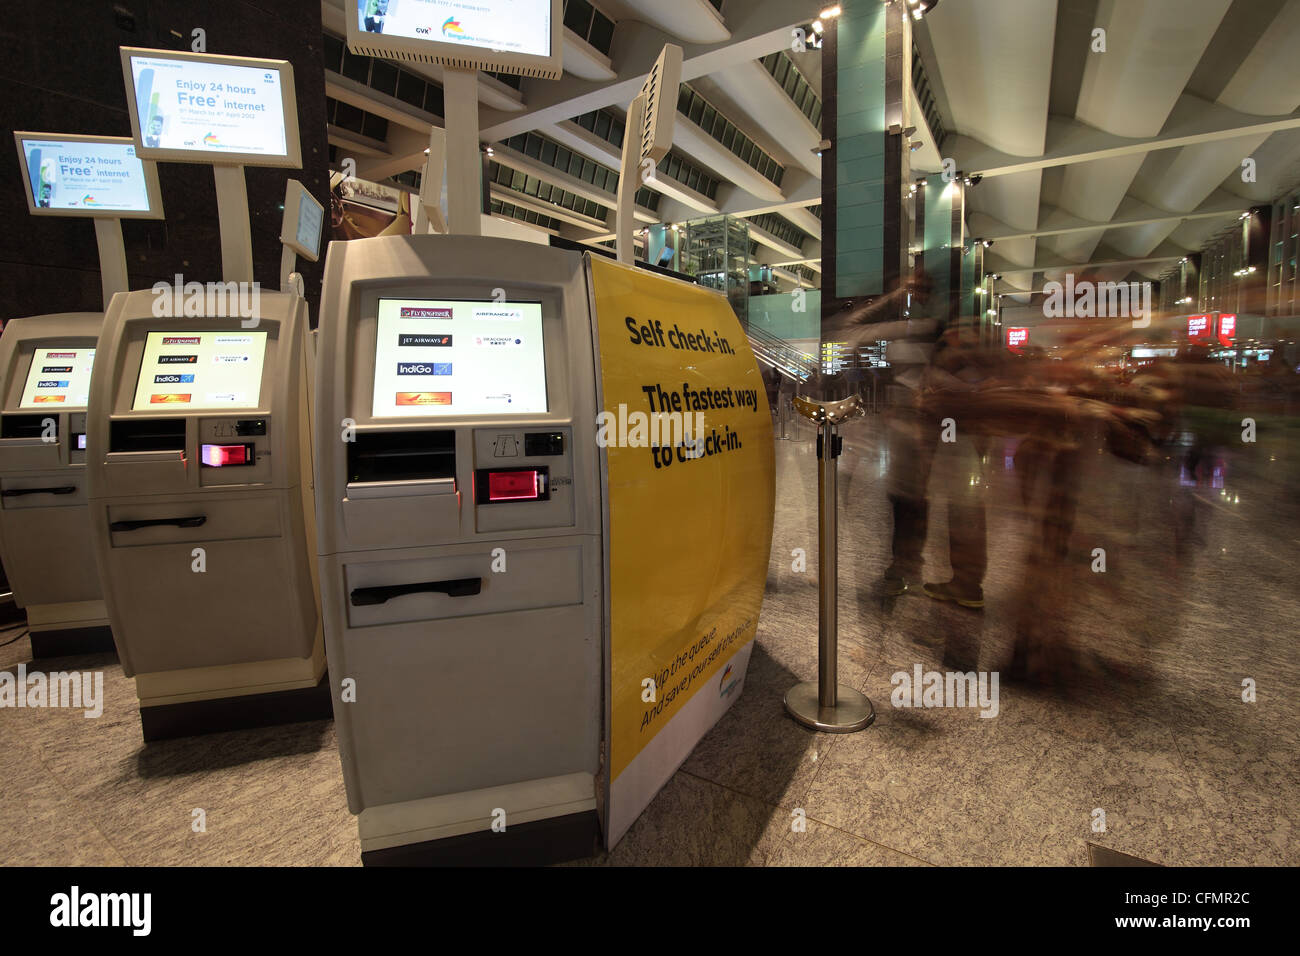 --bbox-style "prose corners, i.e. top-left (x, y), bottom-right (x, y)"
top-left (128, 55), bottom-right (289, 159)
top-left (20, 139), bottom-right (151, 214)
top-left (354, 0), bottom-right (553, 57)
top-left (371, 298), bottom-right (547, 417)
top-left (19, 348), bottom-right (96, 408)
top-left (130, 332), bottom-right (268, 410)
